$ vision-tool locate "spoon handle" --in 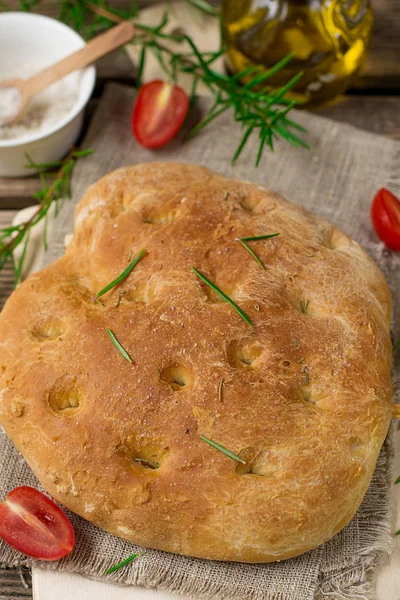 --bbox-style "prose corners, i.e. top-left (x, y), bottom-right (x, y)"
top-left (27, 21), bottom-right (135, 97)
